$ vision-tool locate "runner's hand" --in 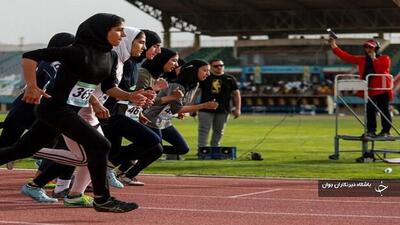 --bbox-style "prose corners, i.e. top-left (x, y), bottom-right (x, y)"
top-left (22, 85), bottom-right (51, 104)
top-left (92, 102), bottom-right (110, 119)
top-left (153, 78), bottom-right (168, 91)
top-left (128, 92), bottom-right (147, 106)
